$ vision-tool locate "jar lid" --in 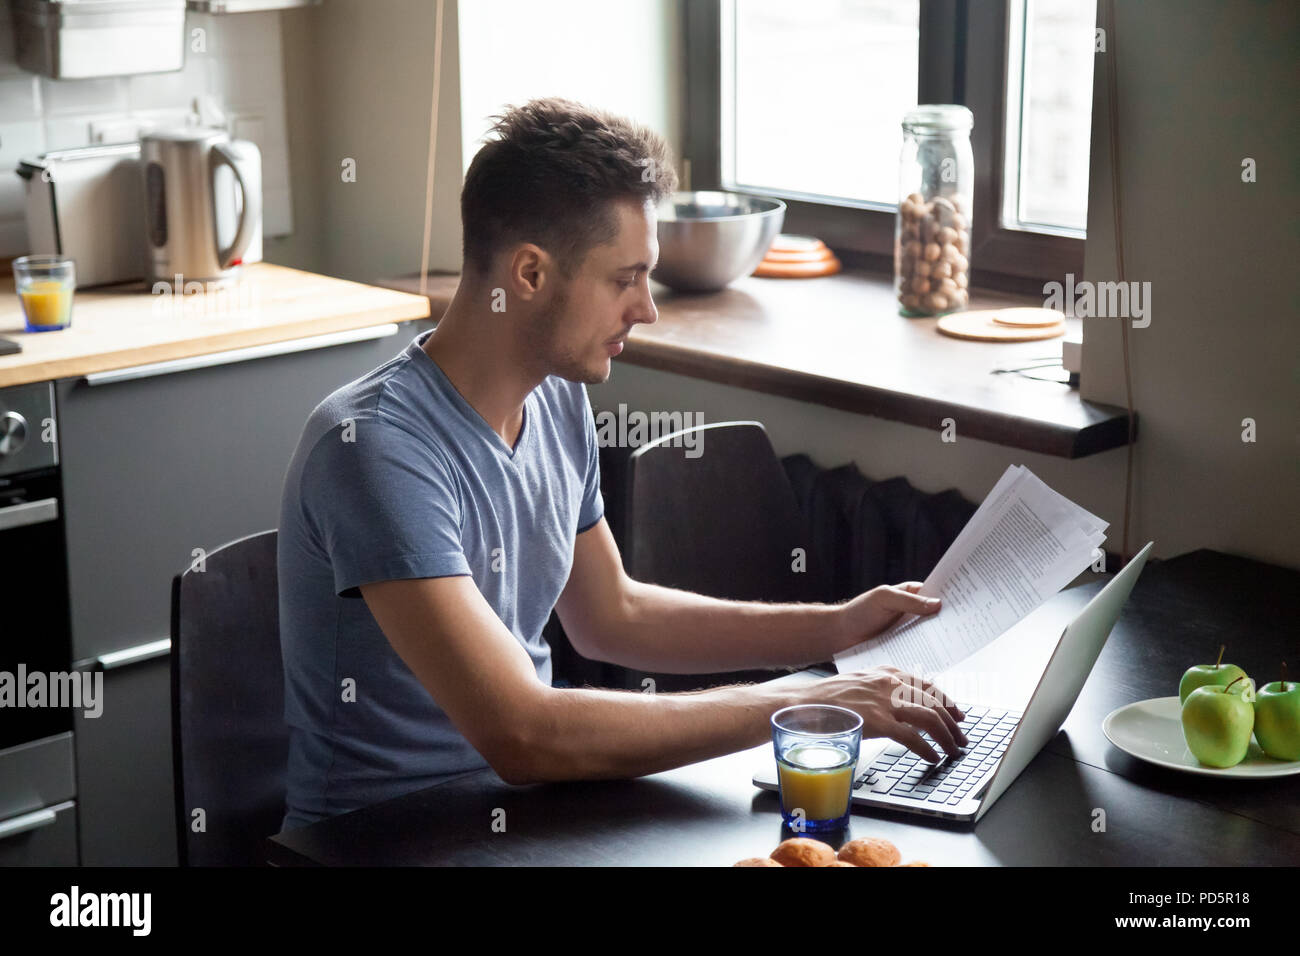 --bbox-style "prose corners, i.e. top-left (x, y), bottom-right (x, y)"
top-left (902, 104), bottom-right (974, 134)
